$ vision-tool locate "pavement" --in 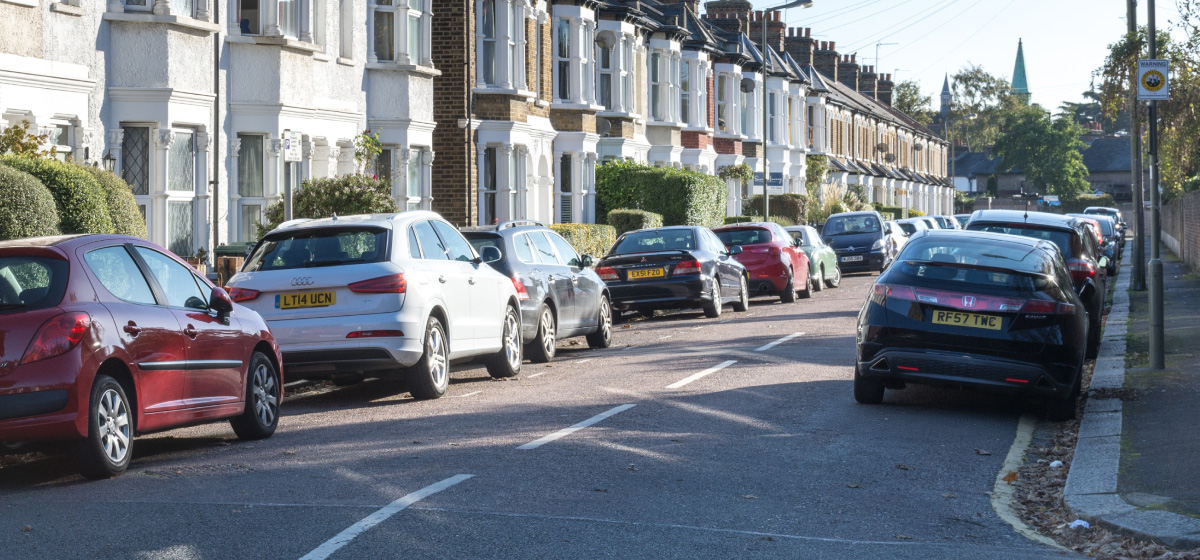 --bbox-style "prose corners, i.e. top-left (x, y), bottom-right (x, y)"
top-left (1065, 237), bottom-right (1200, 549)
